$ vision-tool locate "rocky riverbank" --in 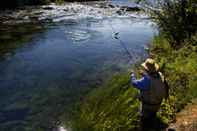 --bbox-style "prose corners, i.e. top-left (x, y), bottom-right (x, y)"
top-left (0, 1), bottom-right (145, 26)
